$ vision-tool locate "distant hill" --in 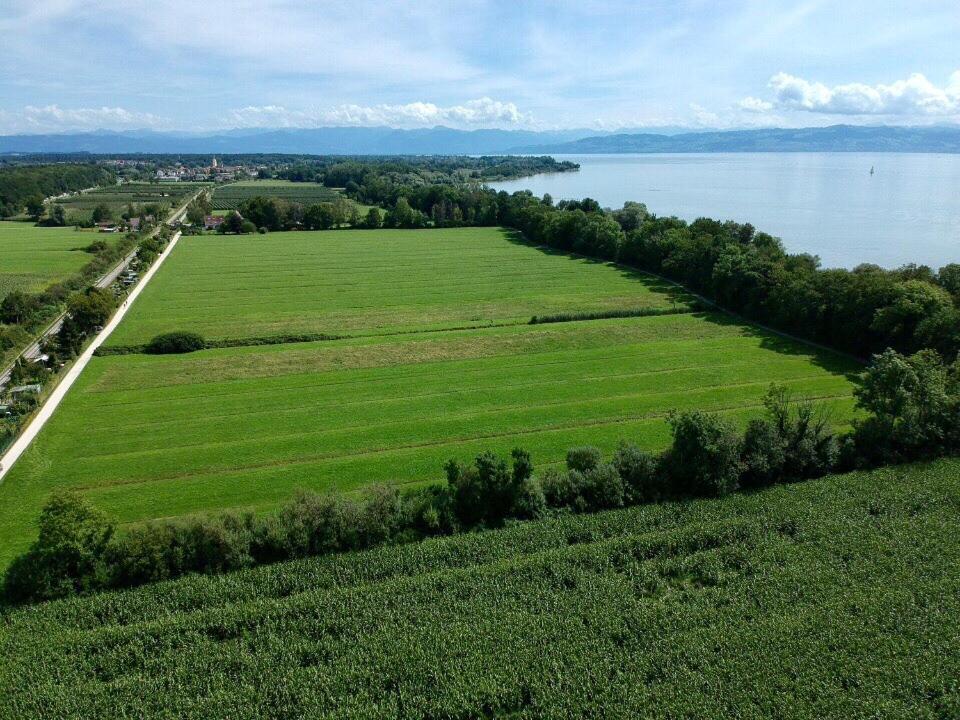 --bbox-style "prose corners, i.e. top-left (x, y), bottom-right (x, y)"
top-left (4, 124), bottom-right (960, 155)
top-left (0, 126), bottom-right (605, 155)
top-left (513, 124), bottom-right (960, 153)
